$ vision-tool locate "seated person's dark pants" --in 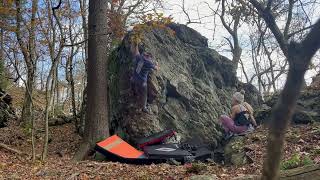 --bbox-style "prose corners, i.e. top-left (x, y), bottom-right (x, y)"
top-left (132, 78), bottom-right (148, 110)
